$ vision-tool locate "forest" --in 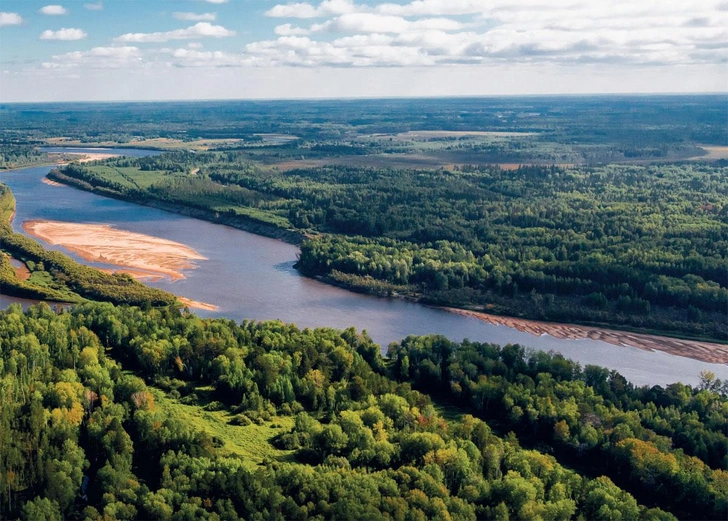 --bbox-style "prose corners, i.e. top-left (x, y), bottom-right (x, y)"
top-left (0, 145), bottom-right (55, 171)
top-left (1, 301), bottom-right (726, 520)
top-left (55, 155), bottom-right (728, 342)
